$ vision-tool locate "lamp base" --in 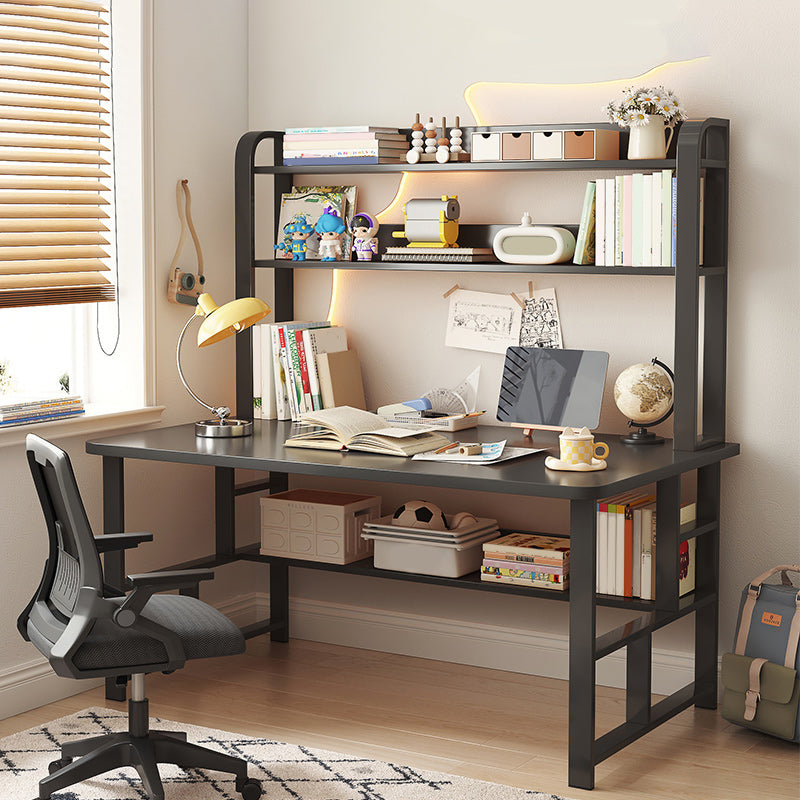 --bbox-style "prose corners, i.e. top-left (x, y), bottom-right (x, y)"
top-left (195, 418), bottom-right (253, 438)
